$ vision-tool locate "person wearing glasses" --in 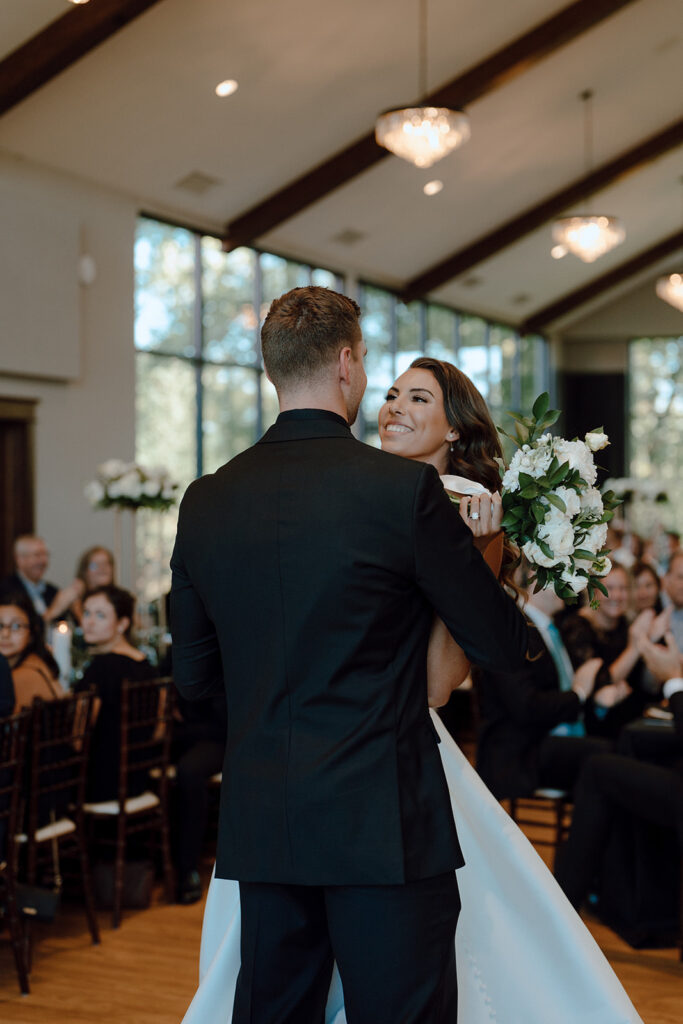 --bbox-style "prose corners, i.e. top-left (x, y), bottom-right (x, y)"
top-left (0, 589), bottom-right (64, 711)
